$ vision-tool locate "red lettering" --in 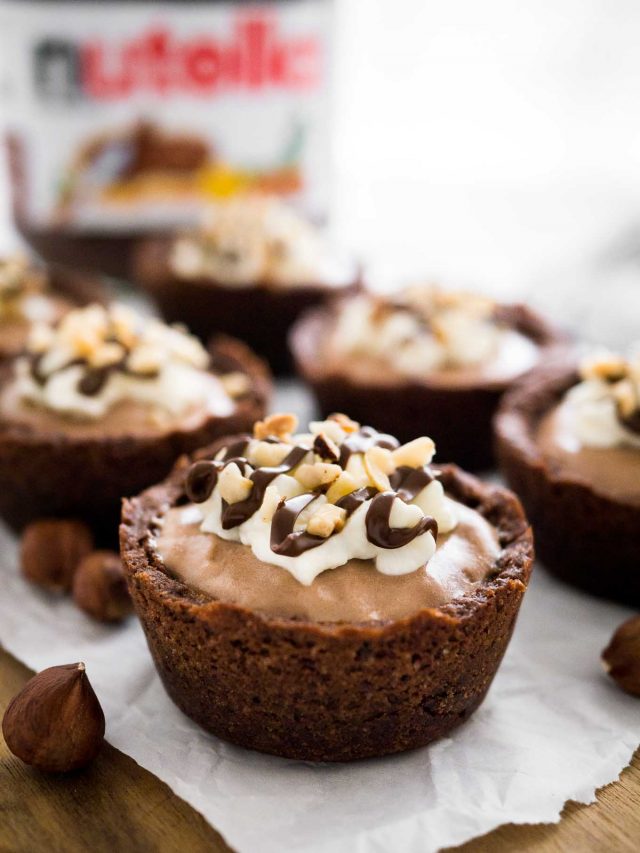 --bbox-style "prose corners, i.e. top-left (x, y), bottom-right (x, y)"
top-left (79, 12), bottom-right (322, 100)
top-left (83, 42), bottom-right (132, 98)
top-left (183, 41), bottom-right (221, 92)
